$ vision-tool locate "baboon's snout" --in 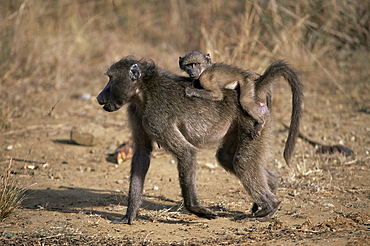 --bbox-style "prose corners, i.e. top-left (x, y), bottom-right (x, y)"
top-left (96, 92), bottom-right (107, 105)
